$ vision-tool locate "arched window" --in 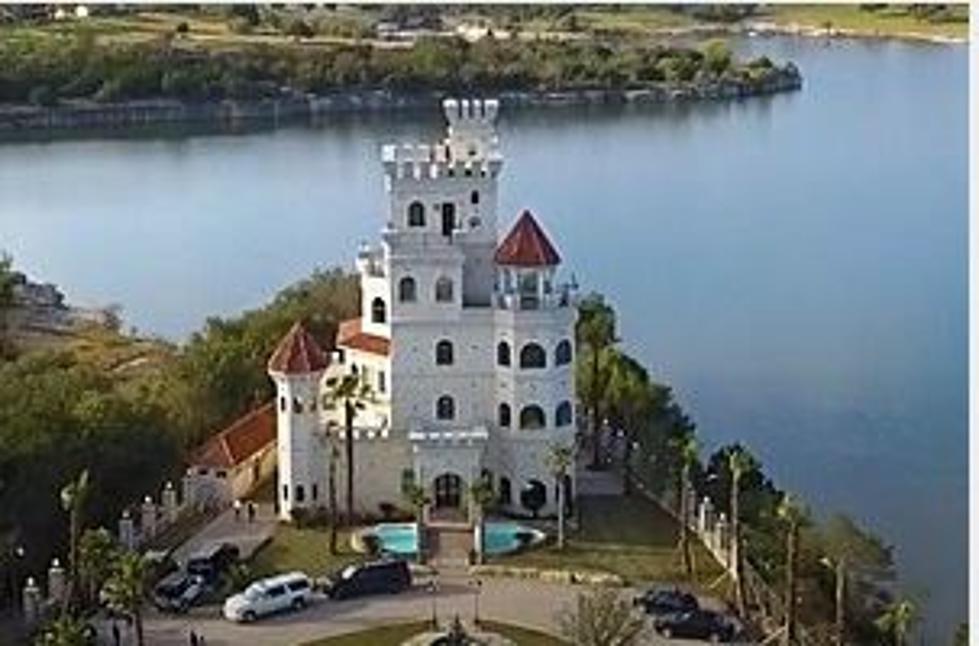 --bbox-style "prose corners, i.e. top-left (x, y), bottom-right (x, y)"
top-left (555, 339), bottom-right (573, 366)
top-left (408, 201), bottom-right (425, 227)
top-left (519, 343), bottom-right (547, 369)
top-left (470, 190), bottom-right (480, 205)
top-left (435, 277), bottom-right (454, 303)
top-left (292, 397), bottom-right (303, 414)
top-left (519, 405), bottom-right (546, 430)
top-left (399, 276), bottom-right (417, 303)
top-left (520, 480), bottom-right (547, 517)
top-left (296, 485), bottom-right (305, 503)
top-left (436, 340), bottom-right (454, 366)
top-left (556, 401), bottom-right (573, 427)
top-left (371, 297), bottom-right (386, 324)
top-left (498, 403), bottom-right (511, 428)
top-left (436, 395), bottom-right (455, 421)
top-left (497, 341), bottom-right (511, 366)
top-left (279, 396), bottom-right (286, 412)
